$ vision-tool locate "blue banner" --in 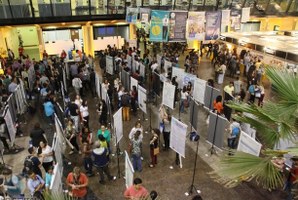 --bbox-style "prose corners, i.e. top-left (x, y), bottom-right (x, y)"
top-left (149, 10), bottom-right (169, 42)
top-left (126, 7), bottom-right (139, 23)
top-left (205, 11), bottom-right (221, 40)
